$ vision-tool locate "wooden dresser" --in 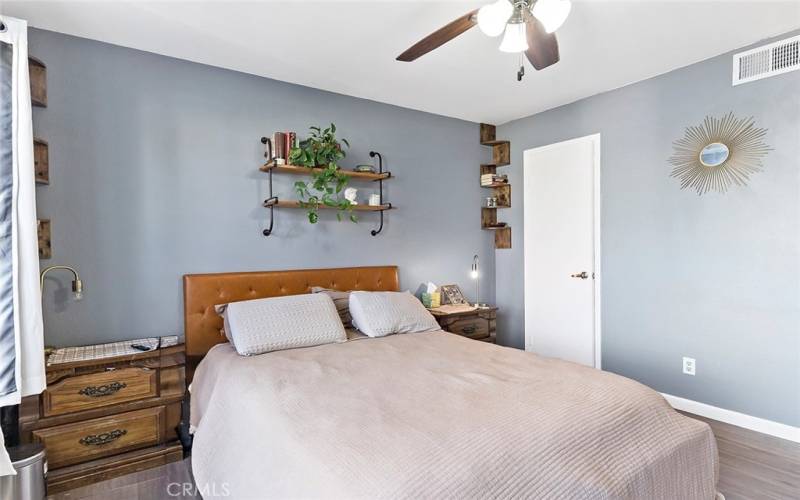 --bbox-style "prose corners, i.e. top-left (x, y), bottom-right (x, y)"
top-left (19, 341), bottom-right (186, 493)
top-left (431, 306), bottom-right (497, 343)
